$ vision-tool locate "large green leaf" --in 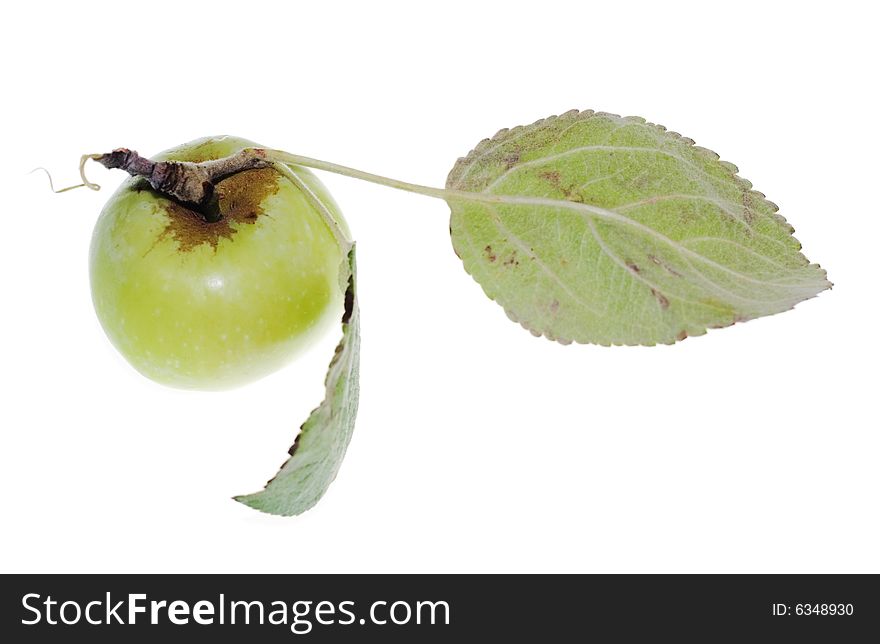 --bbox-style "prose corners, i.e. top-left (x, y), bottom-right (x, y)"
top-left (235, 248), bottom-right (360, 516)
top-left (447, 110), bottom-right (830, 345)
